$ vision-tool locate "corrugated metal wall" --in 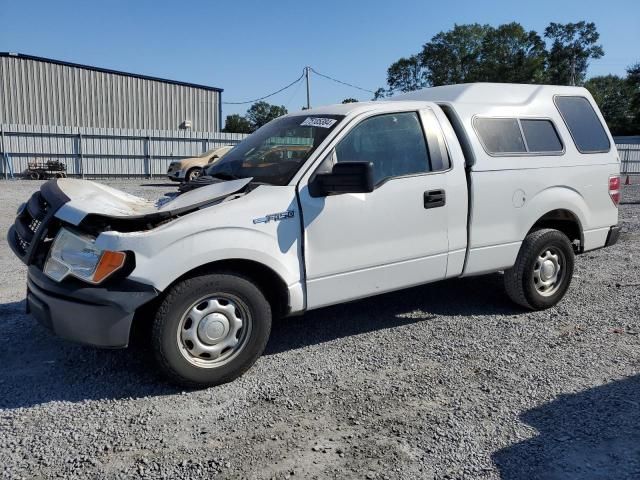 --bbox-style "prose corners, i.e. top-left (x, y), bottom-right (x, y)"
top-left (0, 54), bottom-right (221, 132)
top-left (0, 123), bottom-right (247, 178)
